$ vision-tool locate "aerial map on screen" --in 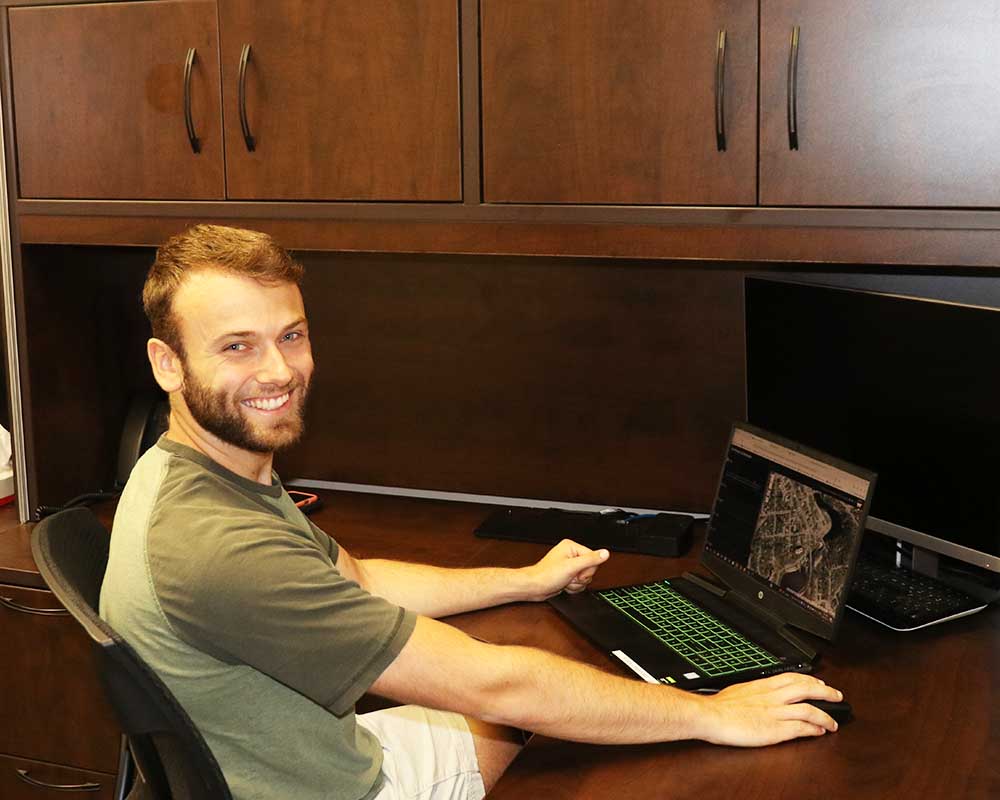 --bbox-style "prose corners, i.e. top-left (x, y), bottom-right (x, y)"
top-left (748, 472), bottom-right (864, 621)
